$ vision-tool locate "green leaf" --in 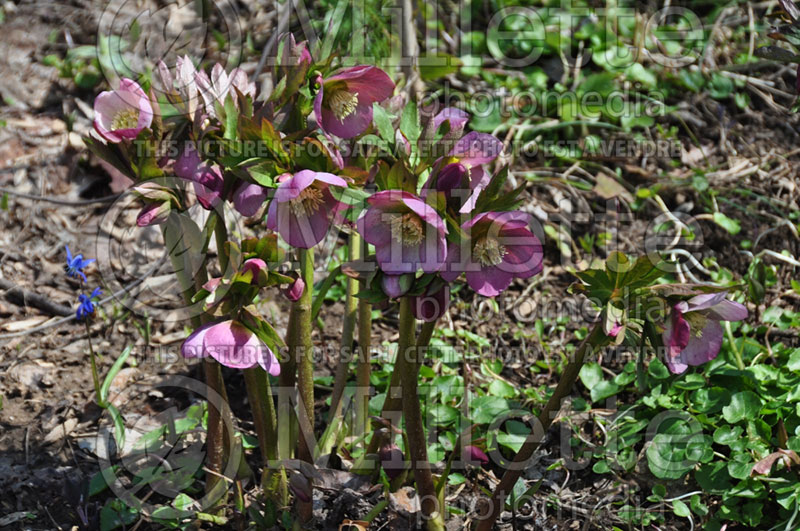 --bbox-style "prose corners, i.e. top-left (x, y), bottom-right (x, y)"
top-left (419, 55), bottom-right (462, 81)
top-left (400, 101), bottom-right (421, 145)
top-left (590, 380), bottom-right (621, 403)
top-left (713, 212), bottom-right (741, 235)
top-left (713, 425), bottom-right (743, 446)
top-left (488, 379), bottom-right (517, 398)
top-left (428, 404), bottom-right (459, 427)
top-left (579, 362), bottom-right (603, 389)
top-left (646, 433), bottom-right (695, 480)
top-left (672, 500), bottom-right (691, 518)
top-left (722, 391), bottom-right (762, 423)
top-left (106, 403), bottom-right (126, 450)
top-left (372, 103), bottom-right (395, 145)
top-left (470, 395), bottom-right (512, 424)
top-left (99, 345), bottom-right (133, 405)
top-left (100, 499), bottom-right (138, 531)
